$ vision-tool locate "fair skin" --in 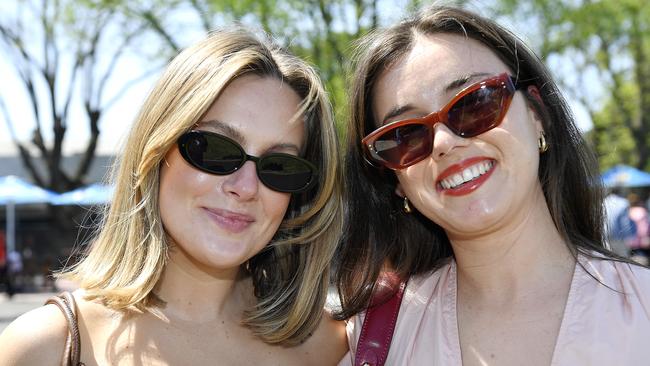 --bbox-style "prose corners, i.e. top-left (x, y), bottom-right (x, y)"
top-left (0, 75), bottom-right (347, 365)
top-left (372, 33), bottom-right (575, 366)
